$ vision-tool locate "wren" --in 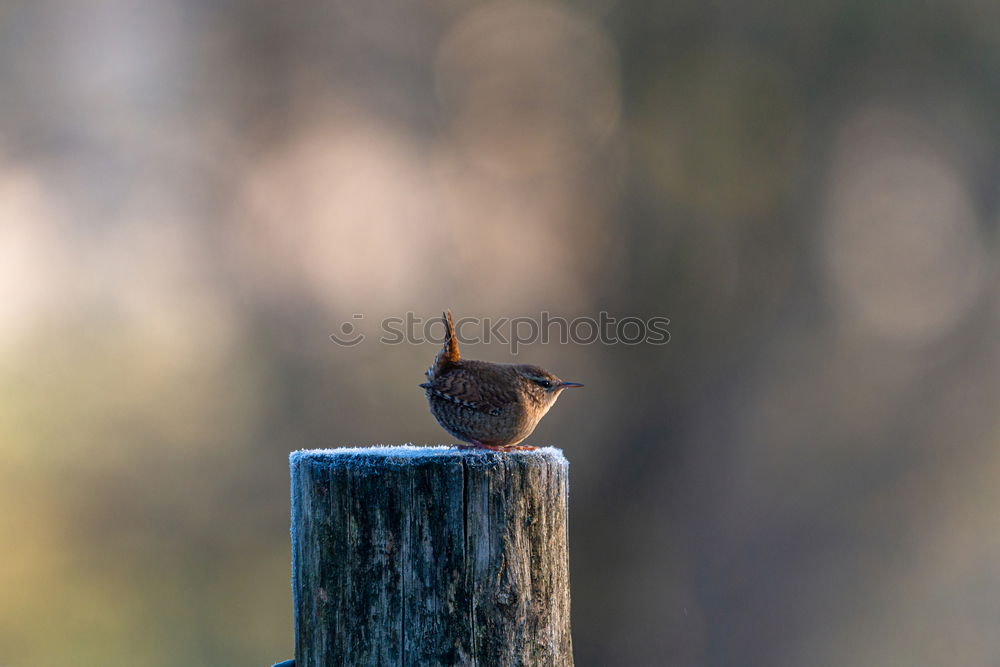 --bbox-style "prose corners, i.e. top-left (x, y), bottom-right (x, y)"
top-left (420, 310), bottom-right (583, 451)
